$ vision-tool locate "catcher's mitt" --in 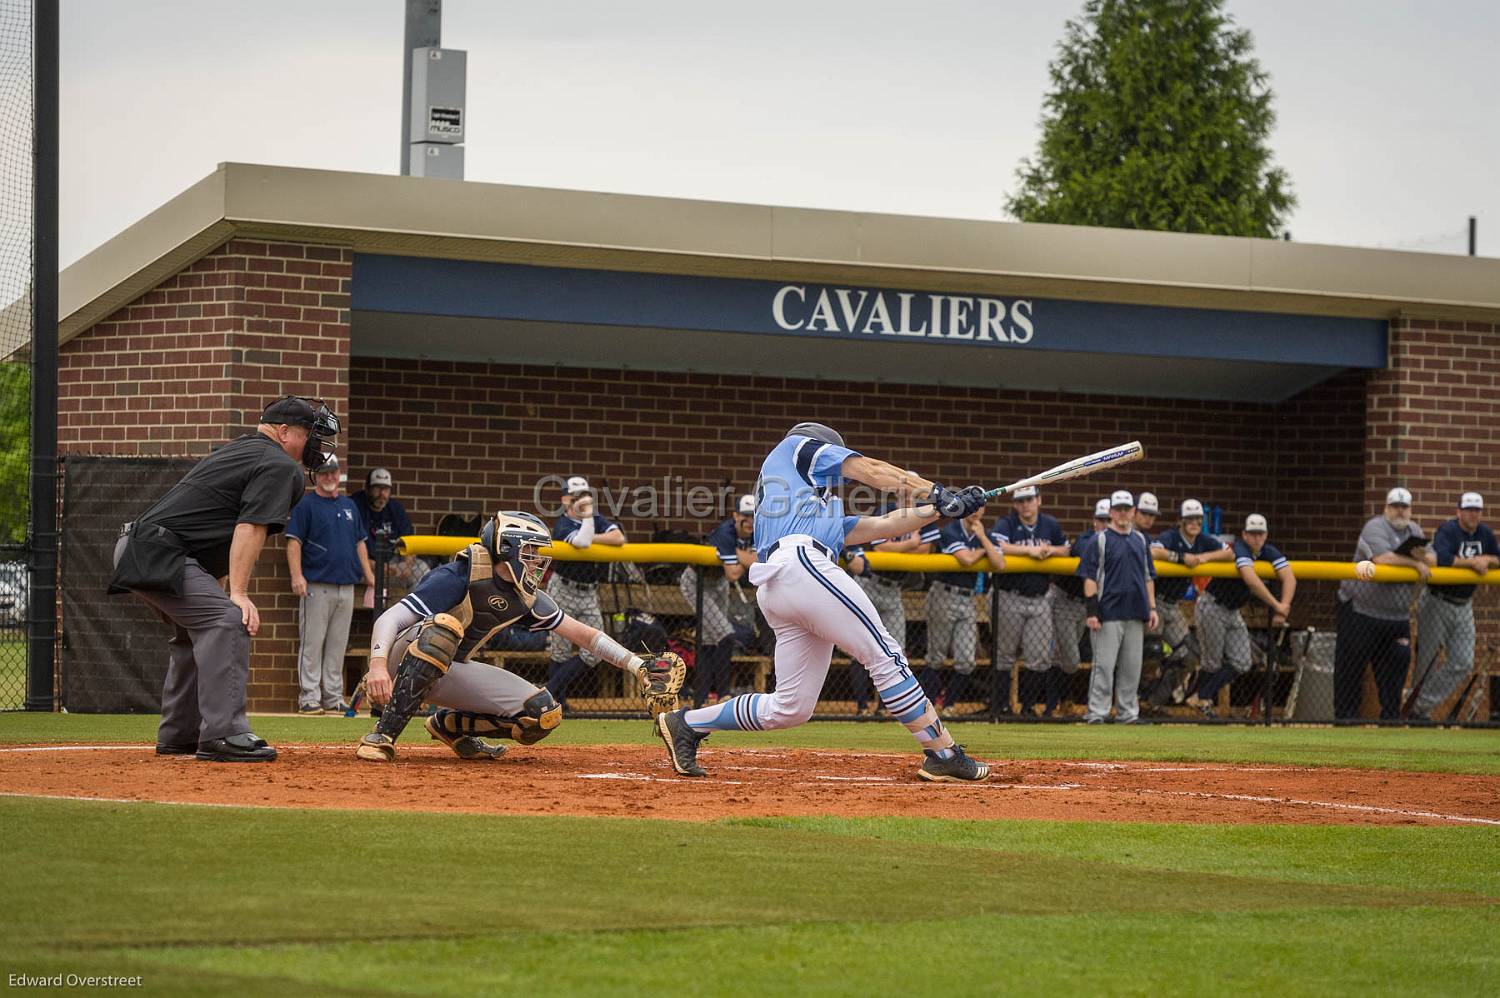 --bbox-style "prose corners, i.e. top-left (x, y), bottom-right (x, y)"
top-left (640, 652), bottom-right (686, 717)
